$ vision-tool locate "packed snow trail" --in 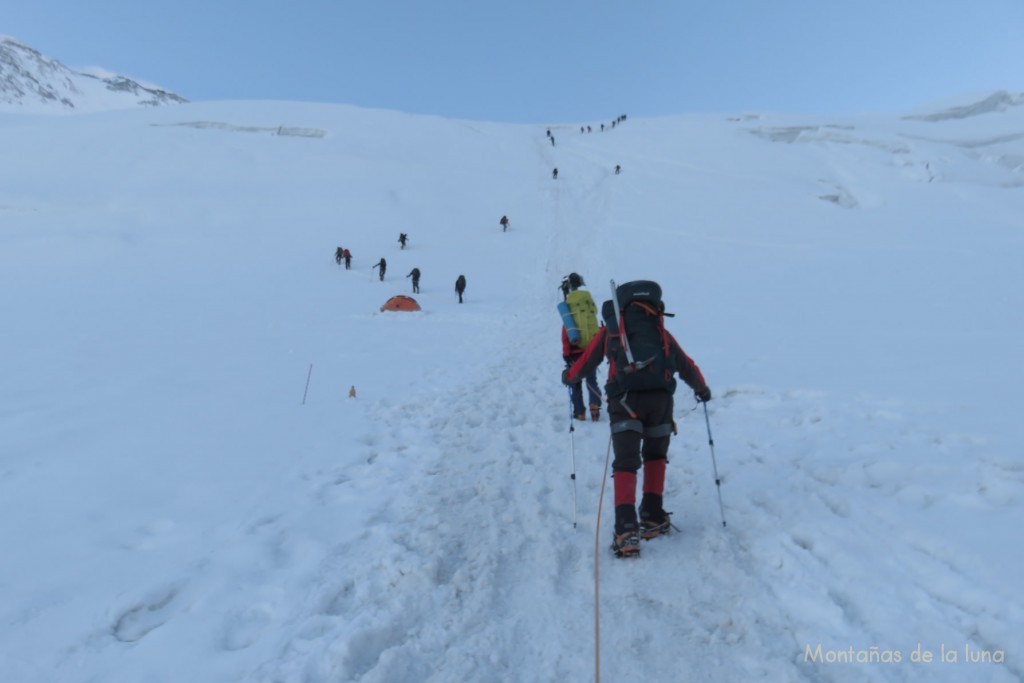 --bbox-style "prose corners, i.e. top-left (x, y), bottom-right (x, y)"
top-left (275, 386), bottom-right (1022, 682)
